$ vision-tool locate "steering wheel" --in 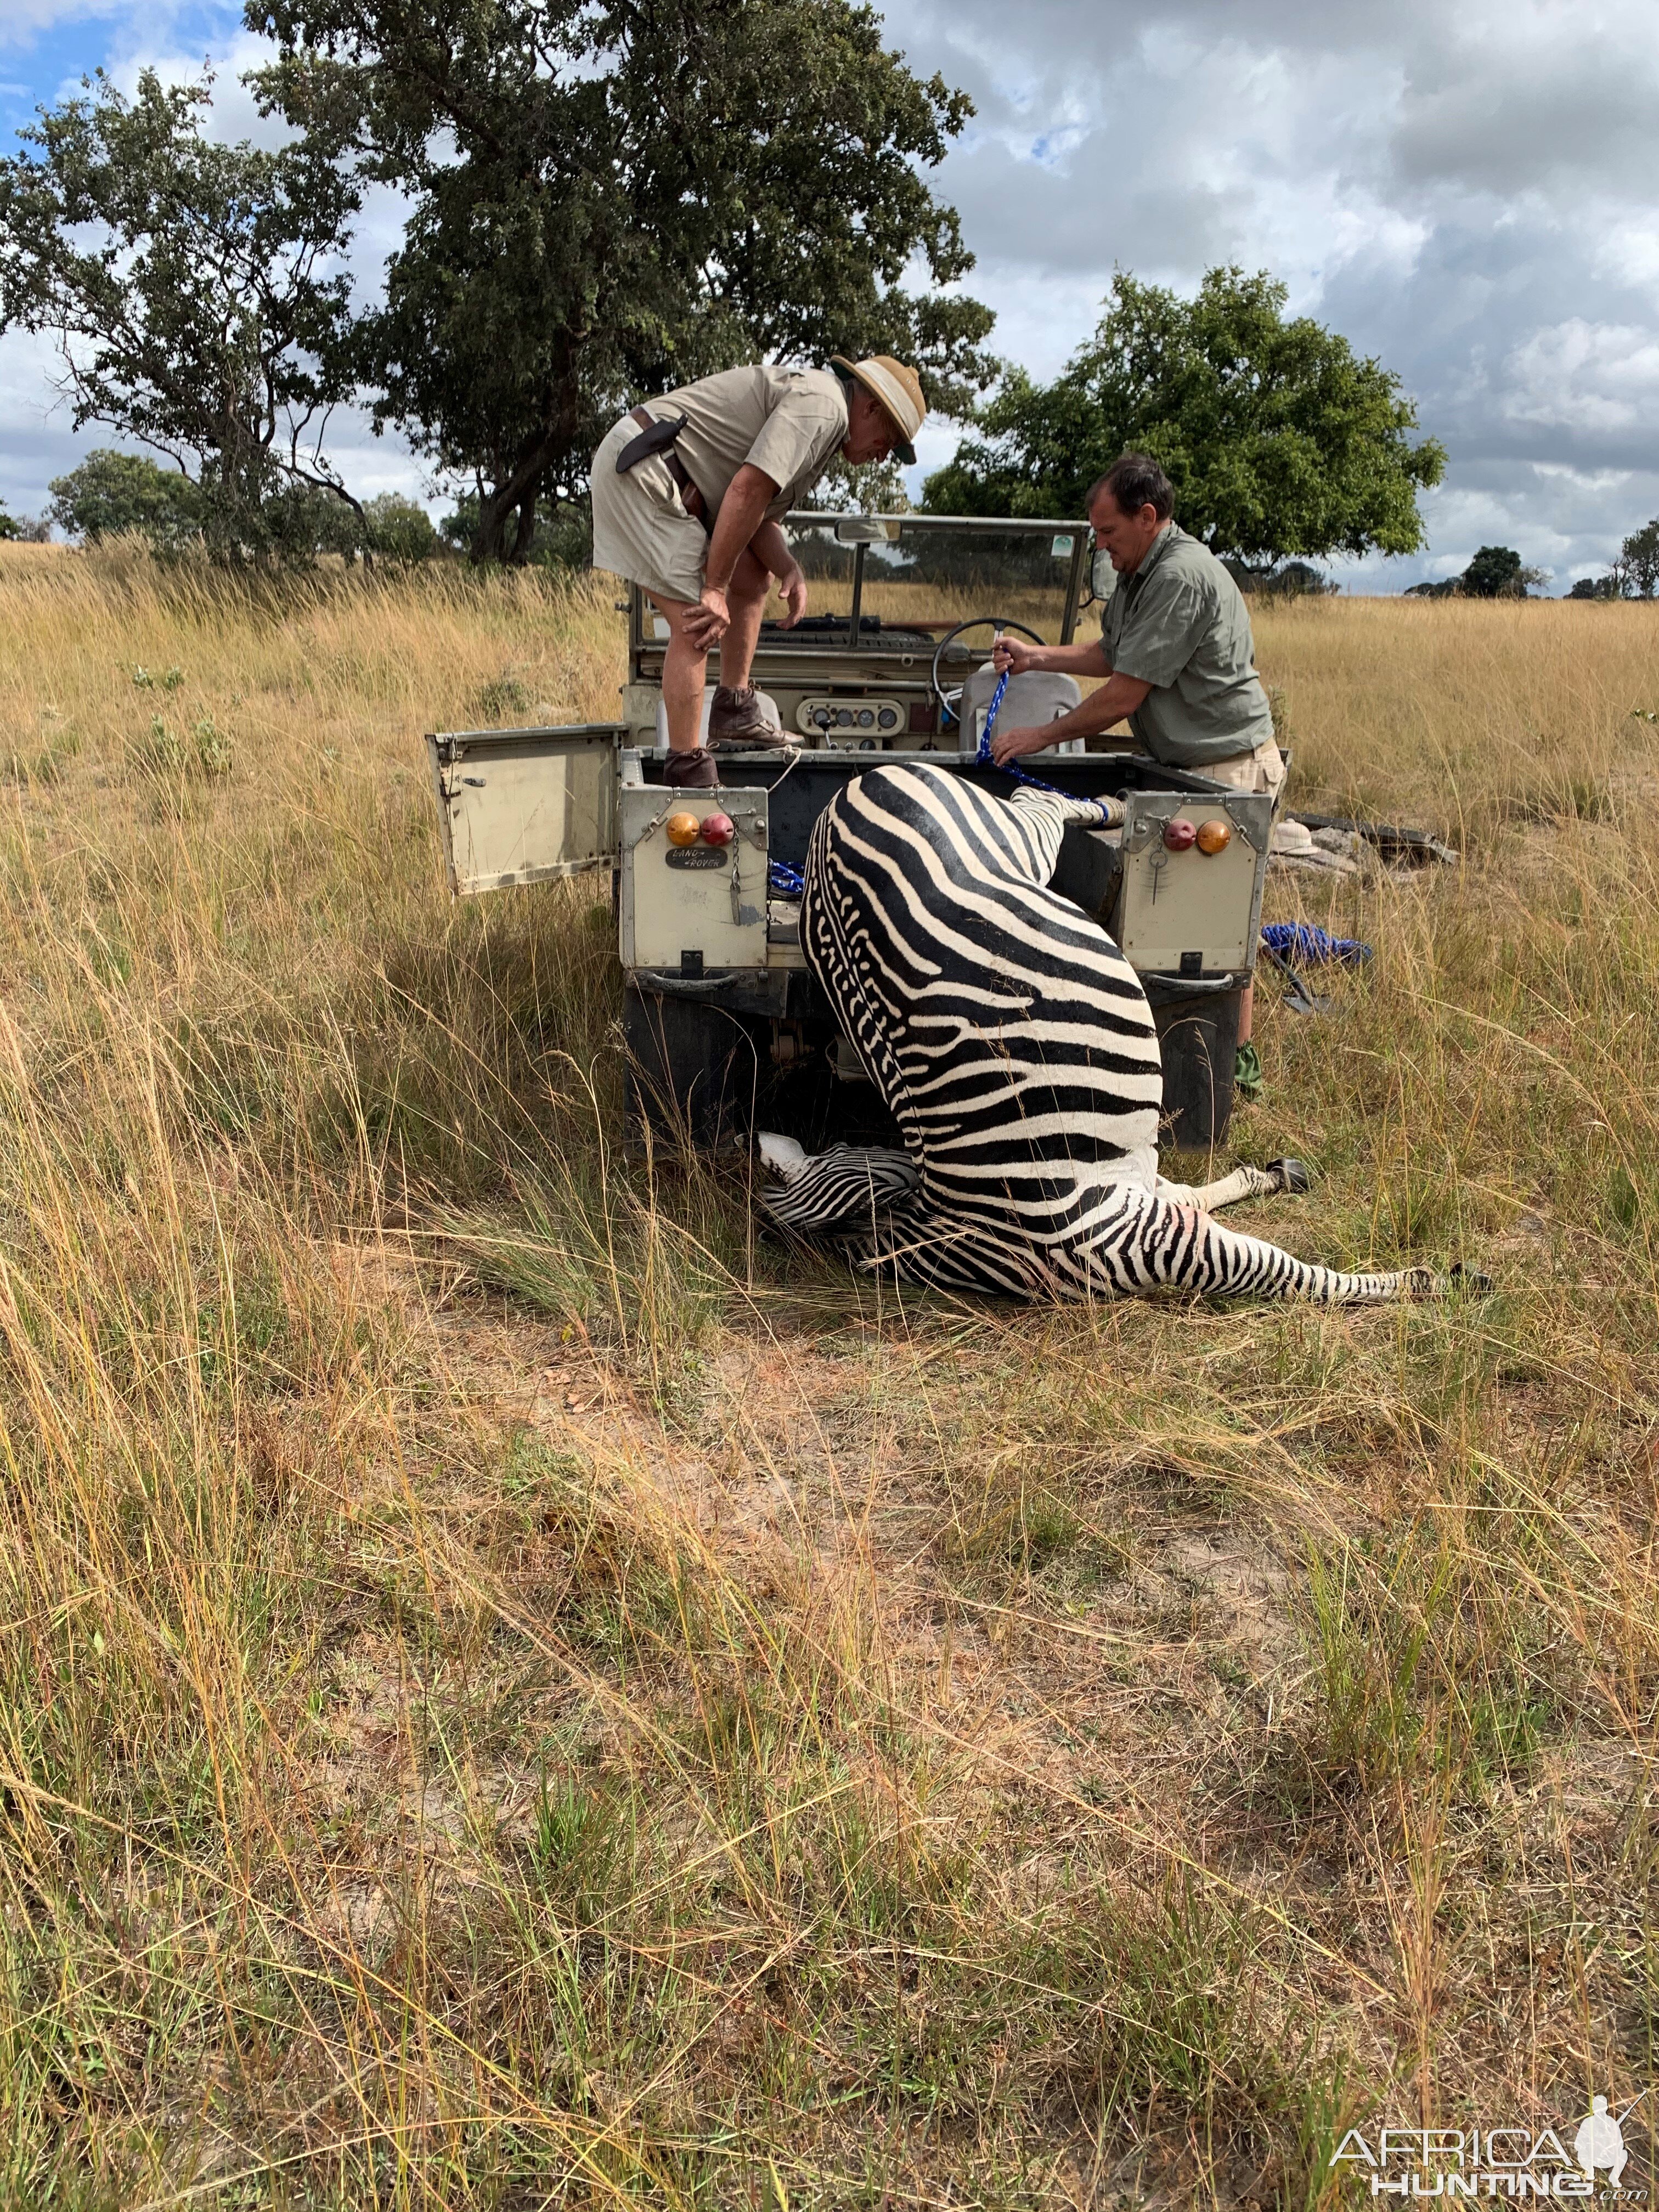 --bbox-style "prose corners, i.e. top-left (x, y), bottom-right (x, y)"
top-left (930, 617), bottom-right (1046, 728)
